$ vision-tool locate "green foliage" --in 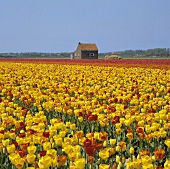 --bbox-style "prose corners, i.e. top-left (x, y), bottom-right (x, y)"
top-left (0, 52), bottom-right (70, 58)
top-left (0, 48), bottom-right (170, 58)
top-left (119, 48), bottom-right (170, 58)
